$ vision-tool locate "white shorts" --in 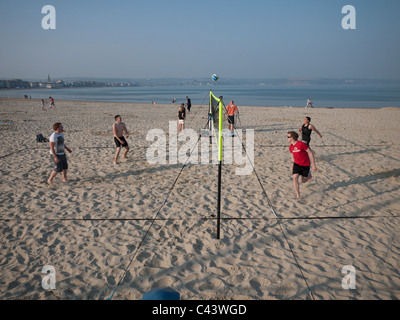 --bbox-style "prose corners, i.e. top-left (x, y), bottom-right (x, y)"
top-left (179, 120), bottom-right (185, 124)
